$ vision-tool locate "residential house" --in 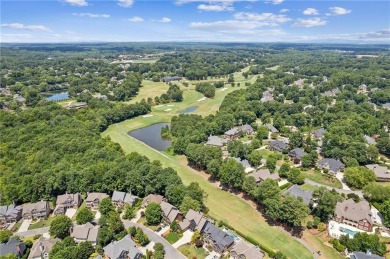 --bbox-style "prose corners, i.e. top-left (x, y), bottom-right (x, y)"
top-left (160, 201), bottom-right (183, 223)
top-left (54, 193), bottom-right (82, 215)
top-left (224, 128), bottom-right (240, 140)
top-left (334, 199), bottom-right (372, 232)
top-left (0, 203), bottom-right (22, 223)
top-left (230, 240), bottom-right (264, 259)
top-left (266, 124), bottom-right (279, 133)
top-left (103, 235), bottom-right (142, 259)
top-left (366, 164), bottom-right (390, 182)
top-left (179, 209), bottom-right (210, 232)
top-left (203, 222), bottom-right (234, 254)
top-left (22, 201), bottom-right (51, 220)
top-left (71, 222), bottom-right (100, 246)
top-left (350, 251), bottom-right (384, 259)
top-left (0, 238), bottom-right (26, 258)
top-left (161, 76), bottom-right (182, 83)
top-left (283, 185), bottom-right (313, 206)
top-left (232, 157), bottom-right (253, 173)
top-left (312, 128), bottom-right (325, 139)
top-left (288, 148), bottom-right (307, 164)
top-left (86, 193), bottom-right (108, 210)
top-left (141, 194), bottom-right (166, 207)
top-left (260, 90), bottom-right (274, 103)
top-left (382, 103), bottom-right (390, 110)
top-left (248, 169), bottom-right (280, 185)
top-left (268, 140), bottom-right (288, 153)
top-left (28, 236), bottom-right (59, 259)
top-left (240, 124), bottom-right (254, 135)
top-left (65, 102), bottom-right (87, 110)
top-left (205, 136), bottom-right (228, 147)
top-left (364, 135), bottom-right (377, 145)
top-left (111, 191), bottom-right (139, 208)
top-left (322, 88), bottom-right (341, 97)
top-left (358, 84), bottom-right (368, 94)
top-left (317, 158), bottom-right (345, 174)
